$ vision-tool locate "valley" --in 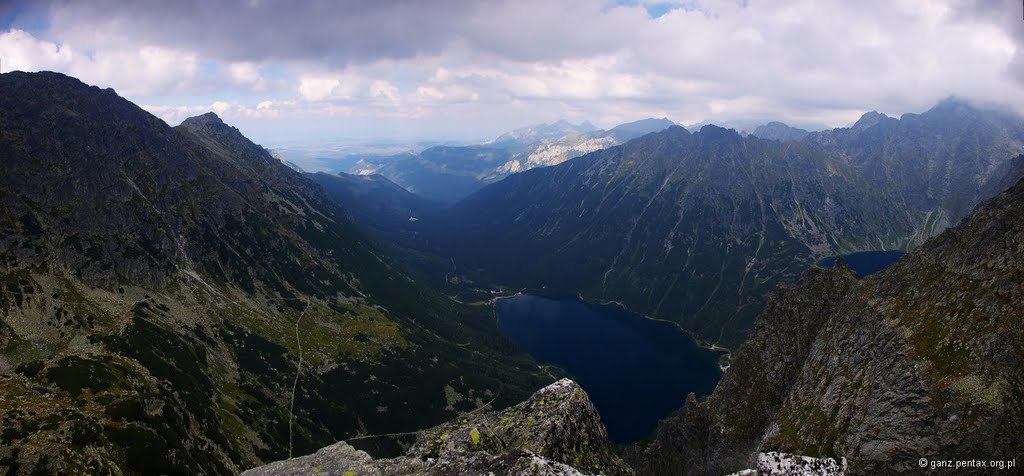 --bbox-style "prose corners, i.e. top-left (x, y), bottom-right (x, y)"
top-left (3, 3), bottom-right (1024, 471)
top-left (358, 102), bottom-right (1024, 351)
